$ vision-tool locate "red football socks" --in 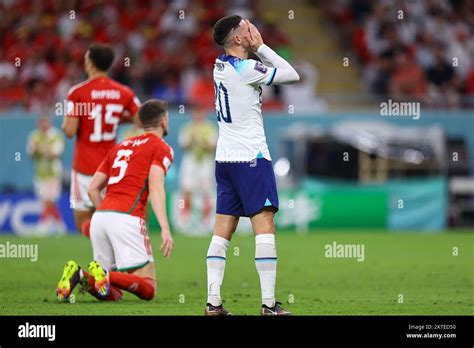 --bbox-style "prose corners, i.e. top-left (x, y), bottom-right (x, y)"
top-left (82, 269), bottom-right (155, 301)
top-left (109, 272), bottom-right (156, 301)
top-left (81, 219), bottom-right (91, 238)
